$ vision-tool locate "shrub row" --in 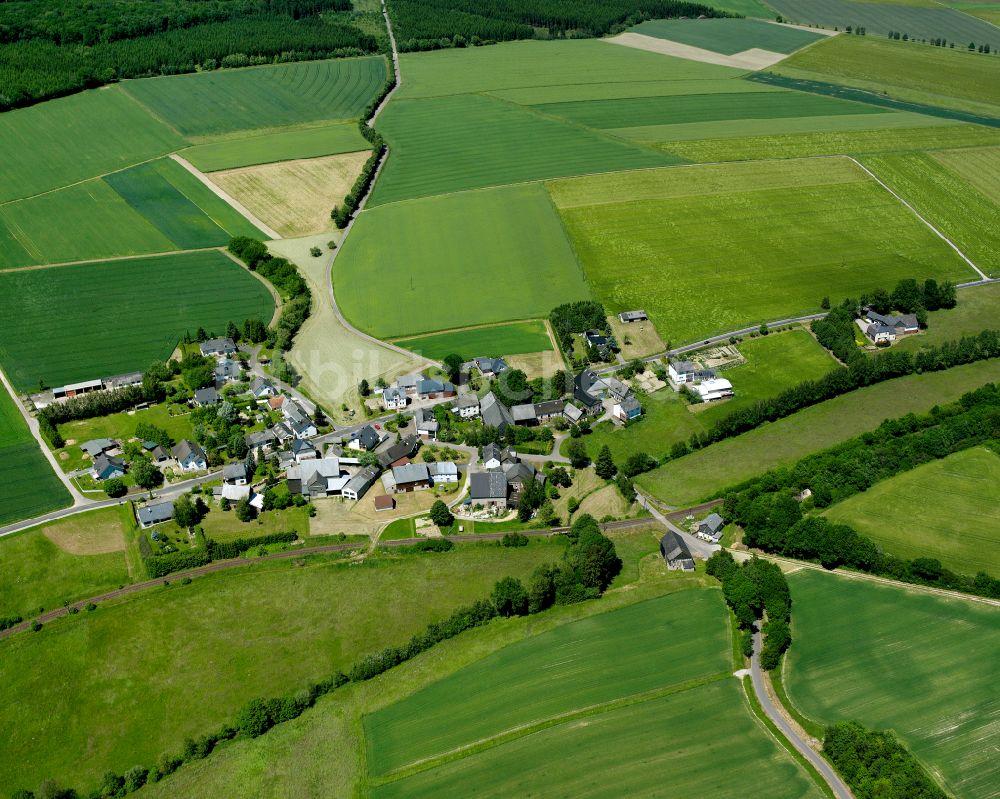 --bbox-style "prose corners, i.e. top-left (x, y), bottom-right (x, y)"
top-left (142, 549), bottom-right (212, 579)
top-left (20, 516), bottom-right (621, 799)
top-left (0, 614), bottom-right (23, 631)
top-left (205, 531), bottom-right (298, 560)
top-left (144, 531), bottom-right (300, 578)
